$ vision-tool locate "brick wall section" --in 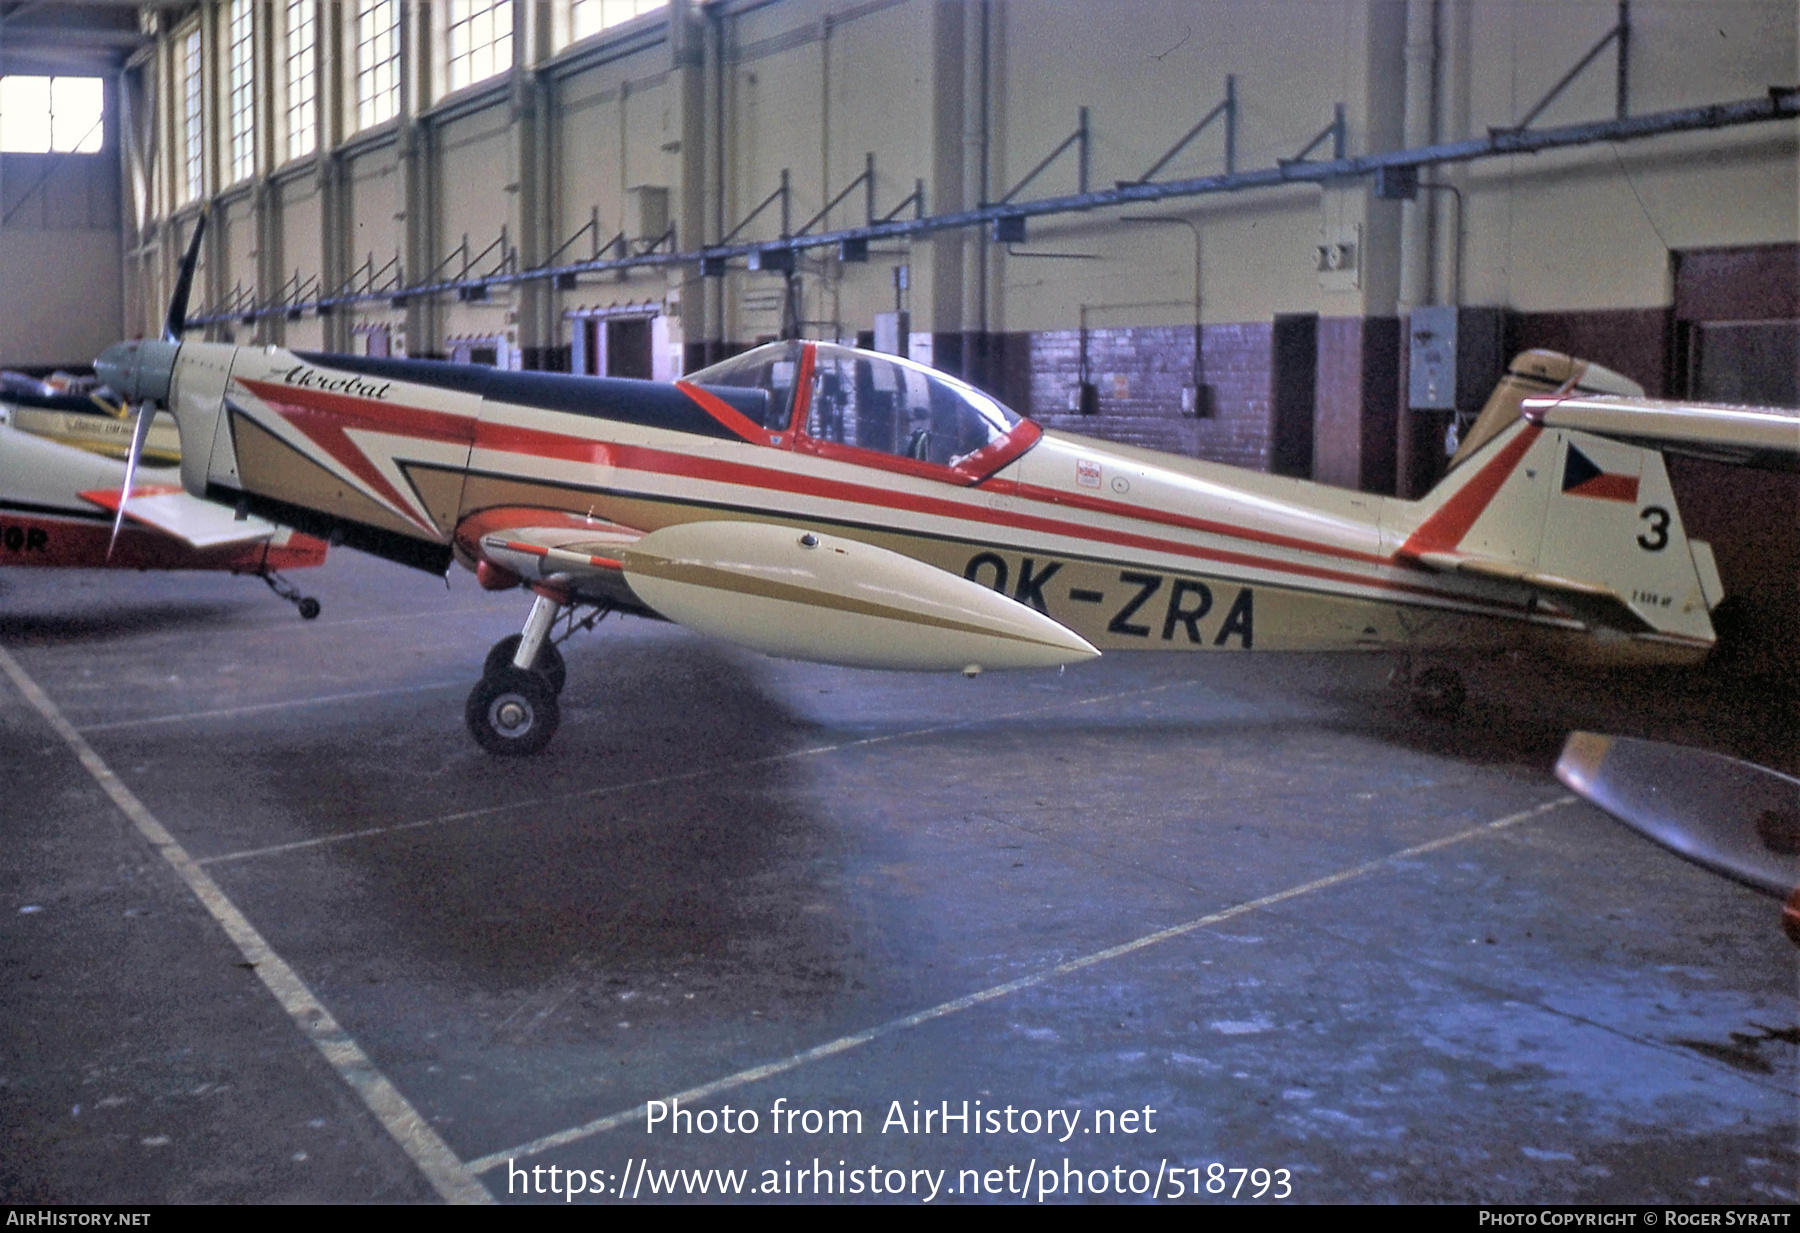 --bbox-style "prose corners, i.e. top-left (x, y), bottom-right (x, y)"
top-left (1314, 316), bottom-right (1399, 494)
top-left (1022, 322), bottom-right (1275, 469)
top-left (1506, 308), bottom-right (1671, 397)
